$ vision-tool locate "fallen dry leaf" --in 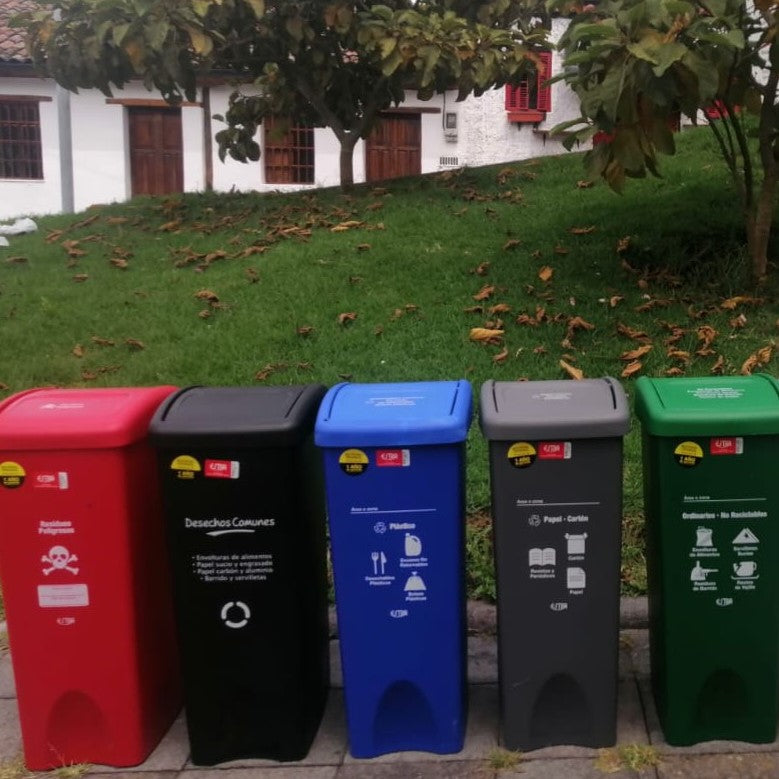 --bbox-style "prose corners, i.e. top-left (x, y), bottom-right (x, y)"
top-left (616, 236), bottom-right (631, 254)
top-left (621, 360), bottom-right (643, 378)
top-left (533, 345), bottom-right (547, 355)
top-left (473, 284), bottom-right (496, 301)
top-left (0, 382), bottom-right (8, 390)
top-left (72, 274), bottom-right (89, 283)
top-left (91, 336), bottom-right (115, 347)
top-left (609, 295), bottom-right (624, 308)
top-left (330, 220), bottom-right (364, 233)
top-left (492, 348), bottom-right (509, 364)
top-left (5, 256), bottom-right (27, 264)
top-left (125, 338), bottom-right (145, 351)
top-left (559, 359), bottom-right (583, 380)
top-left (721, 295), bottom-right (764, 310)
top-left (245, 267), bottom-right (260, 283)
top-left (667, 349), bottom-right (691, 363)
top-left (356, 243), bottom-right (371, 252)
top-left (297, 326), bottom-right (315, 337)
top-left (158, 220), bottom-right (182, 232)
top-left (617, 323), bottom-right (652, 343)
top-left (338, 312), bottom-right (357, 326)
top-left (106, 216), bottom-right (129, 225)
top-left (470, 327), bottom-right (504, 345)
top-left (576, 180), bottom-right (594, 189)
top-left (621, 344), bottom-right (652, 361)
top-left (553, 246), bottom-right (569, 255)
top-left (198, 309), bottom-right (211, 319)
top-left (696, 325), bottom-right (718, 347)
top-left (71, 344), bottom-right (84, 358)
top-left (473, 261), bottom-right (490, 276)
top-left (194, 289), bottom-right (219, 302)
top-left (568, 225), bottom-right (596, 235)
top-left (81, 371), bottom-right (98, 381)
top-left (464, 306), bottom-right (484, 314)
top-left (110, 258), bottom-right (129, 269)
top-left (711, 355), bottom-right (725, 375)
top-left (255, 363), bottom-right (284, 381)
top-left (489, 303), bottom-right (512, 315)
top-left (730, 313), bottom-right (747, 329)
top-left (664, 367), bottom-right (685, 376)
top-left (503, 239), bottom-right (521, 251)
top-left (538, 266), bottom-right (554, 283)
